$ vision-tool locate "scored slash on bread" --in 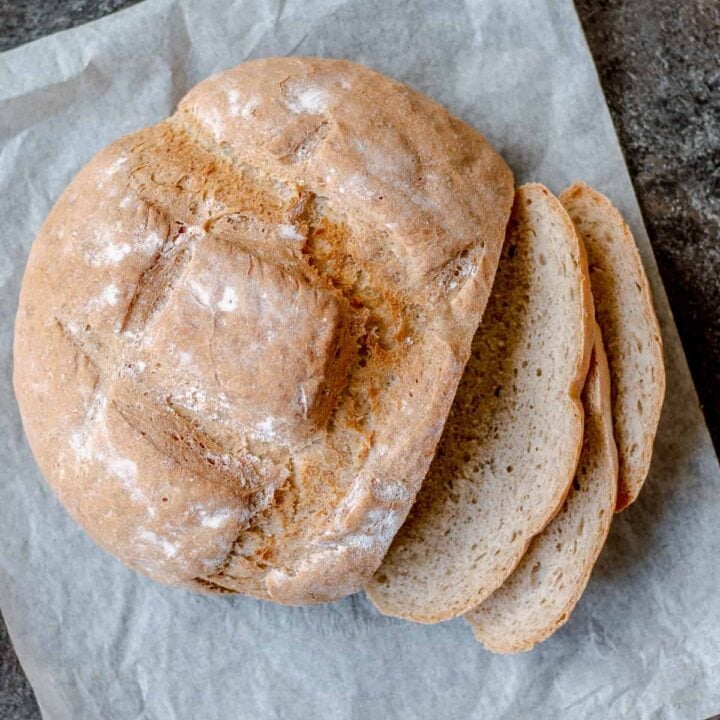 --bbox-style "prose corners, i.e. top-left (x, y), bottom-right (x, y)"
top-left (561, 183), bottom-right (665, 511)
top-left (466, 325), bottom-right (618, 653)
top-left (366, 183), bottom-right (594, 623)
